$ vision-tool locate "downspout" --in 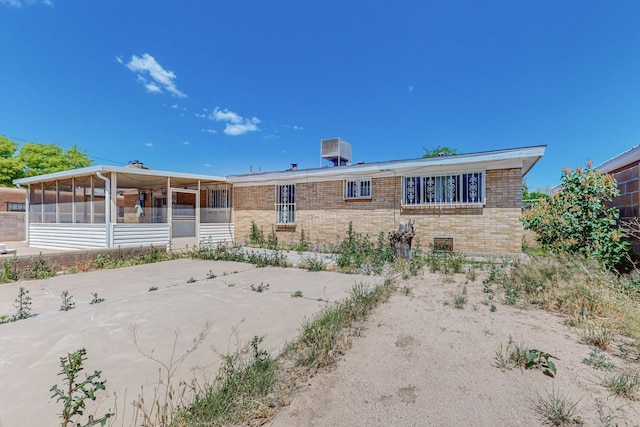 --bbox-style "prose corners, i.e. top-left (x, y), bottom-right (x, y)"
top-left (96, 171), bottom-right (111, 248)
top-left (16, 183), bottom-right (29, 243)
